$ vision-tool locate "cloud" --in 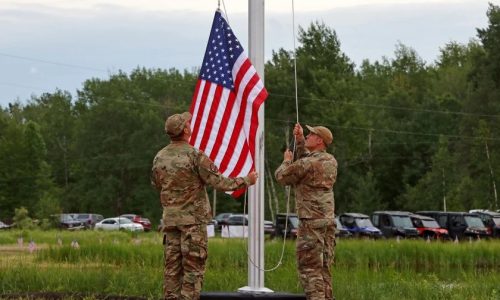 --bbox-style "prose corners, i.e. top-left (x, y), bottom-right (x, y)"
top-left (0, 0), bottom-right (494, 106)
